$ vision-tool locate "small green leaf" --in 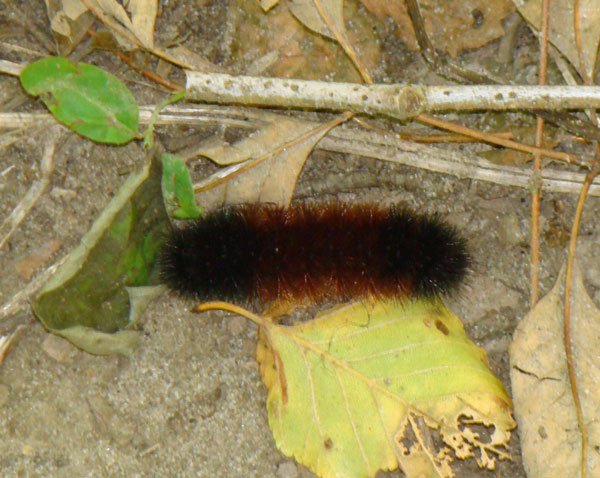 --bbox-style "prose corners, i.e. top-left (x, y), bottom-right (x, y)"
top-left (161, 153), bottom-right (202, 219)
top-left (32, 150), bottom-right (171, 355)
top-left (20, 56), bottom-right (139, 144)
